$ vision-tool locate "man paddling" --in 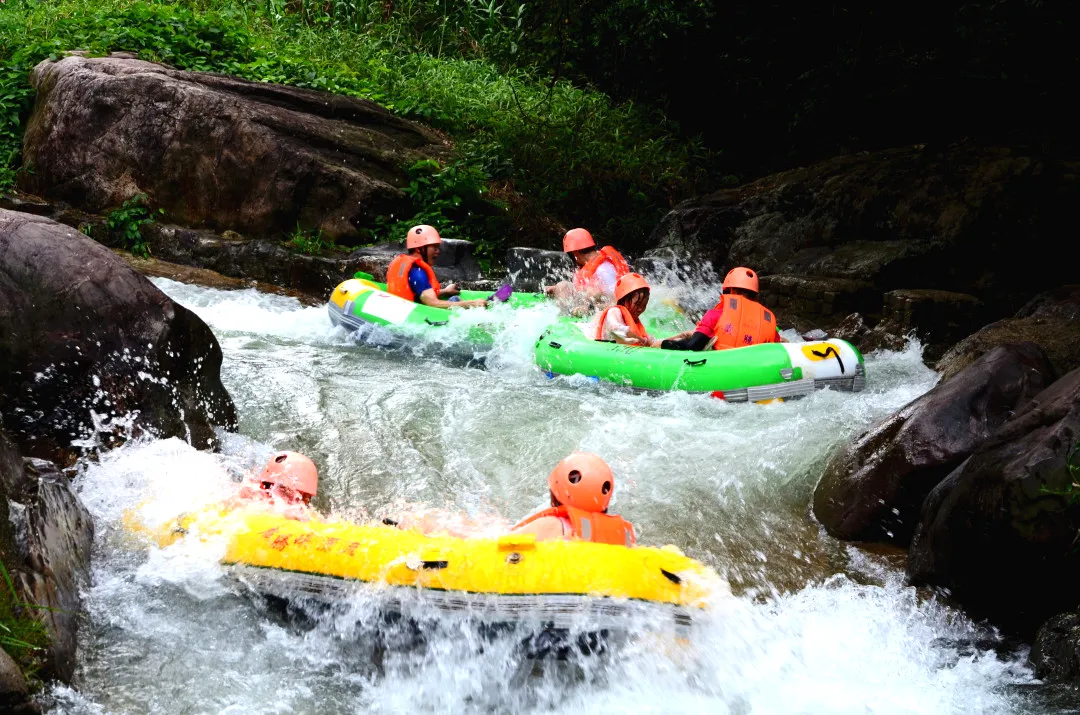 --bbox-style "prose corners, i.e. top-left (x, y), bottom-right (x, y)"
top-left (386, 225), bottom-right (489, 309)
